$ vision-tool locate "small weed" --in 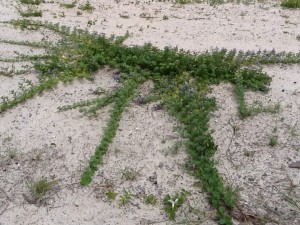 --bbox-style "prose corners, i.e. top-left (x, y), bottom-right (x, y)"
top-left (281, 0), bottom-right (300, 8)
top-left (60, 1), bottom-right (77, 9)
top-left (78, 1), bottom-right (95, 12)
top-left (287, 122), bottom-right (299, 137)
top-left (107, 190), bottom-right (117, 201)
top-left (163, 190), bottom-right (188, 221)
top-left (287, 176), bottom-right (297, 194)
top-left (169, 140), bottom-right (184, 155)
top-left (87, 19), bottom-right (96, 26)
top-left (2, 136), bottom-right (17, 159)
top-left (176, 0), bottom-right (192, 4)
top-left (26, 177), bottom-right (58, 202)
top-left (20, 0), bottom-right (42, 5)
top-left (9, 19), bottom-right (41, 30)
top-left (244, 150), bottom-right (254, 157)
top-left (18, 8), bottom-right (43, 17)
top-left (6, 148), bottom-right (17, 159)
top-left (145, 194), bottom-right (158, 206)
top-left (283, 193), bottom-right (300, 212)
top-left (250, 101), bottom-right (281, 116)
top-left (3, 136), bottom-right (13, 143)
top-left (76, 11), bottom-right (82, 15)
top-left (119, 191), bottom-right (132, 206)
top-left (121, 167), bottom-right (141, 181)
top-left (163, 15), bottom-right (169, 20)
top-left (268, 135), bottom-right (278, 147)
